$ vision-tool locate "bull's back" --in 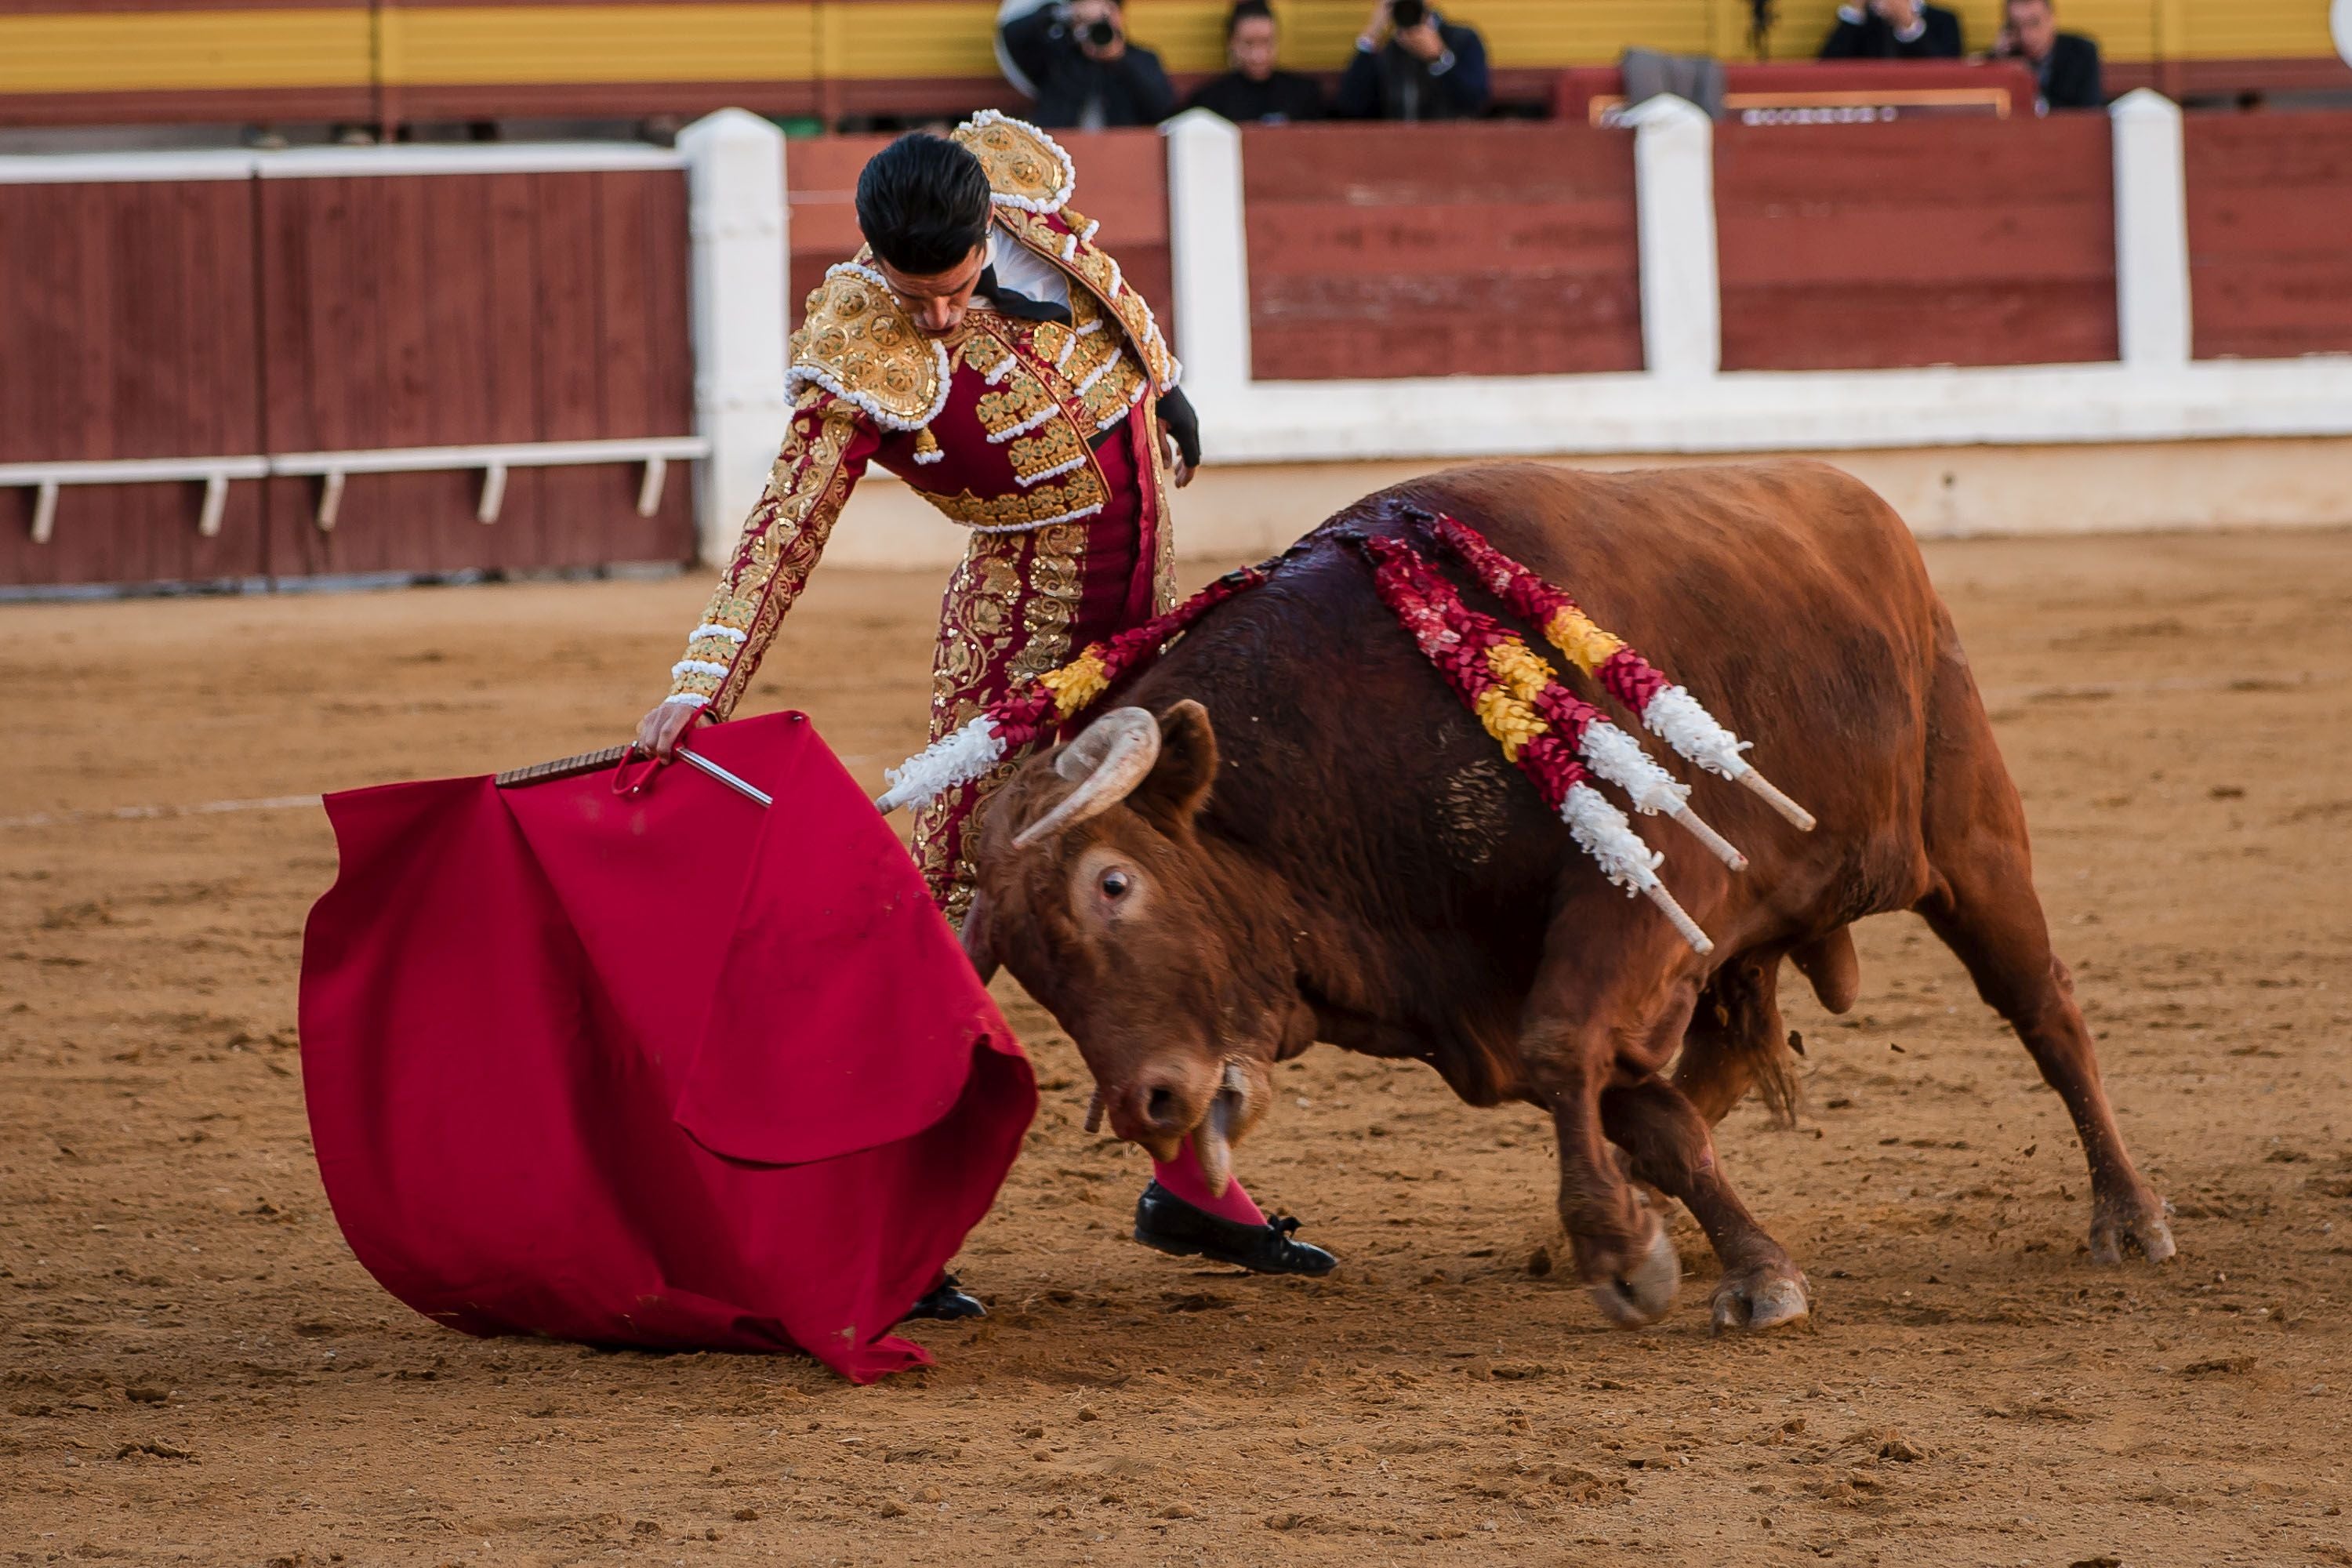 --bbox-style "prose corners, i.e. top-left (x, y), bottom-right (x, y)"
top-left (1388, 461), bottom-right (1952, 923)
top-left (1399, 462), bottom-right (1939, 683)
